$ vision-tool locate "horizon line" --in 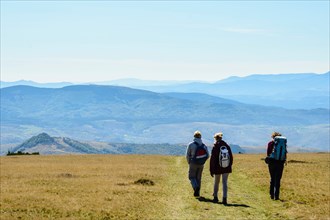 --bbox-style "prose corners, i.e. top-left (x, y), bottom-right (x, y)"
top-left (1, 71), bottom-right (329, 84)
